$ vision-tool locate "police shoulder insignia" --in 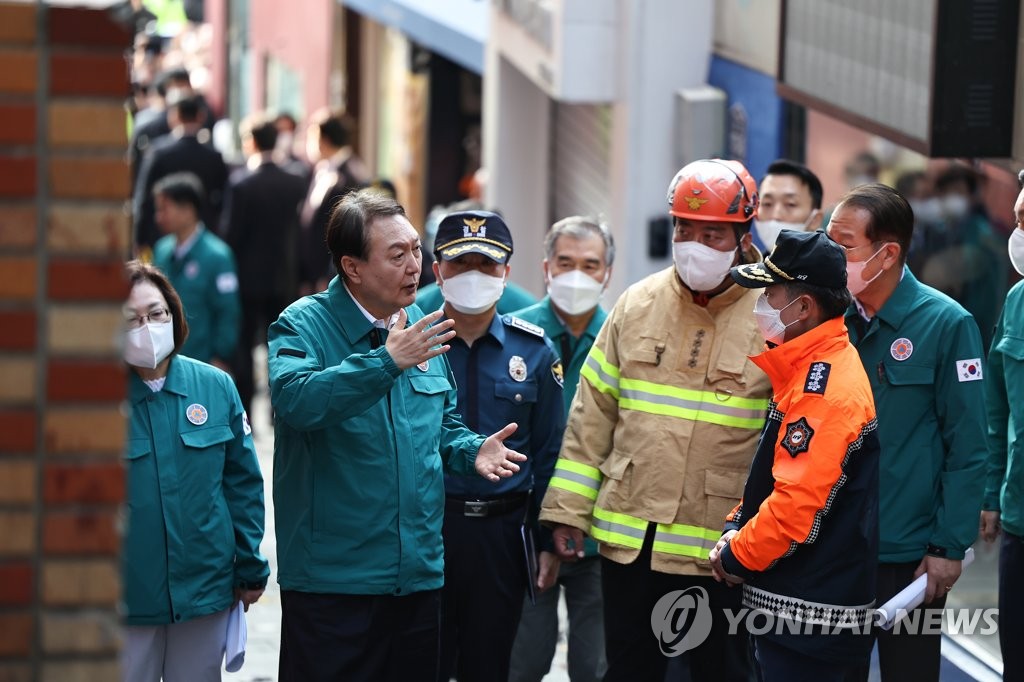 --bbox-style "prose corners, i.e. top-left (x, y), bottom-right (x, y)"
top-left (551, 359), bottom-right (564, 387)
top-left (781, 417), bottom-right (814, 458)
top-left (505, 315), bottom-right (545, 338)
top-left (803, 361), bottom-right (831, 395)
